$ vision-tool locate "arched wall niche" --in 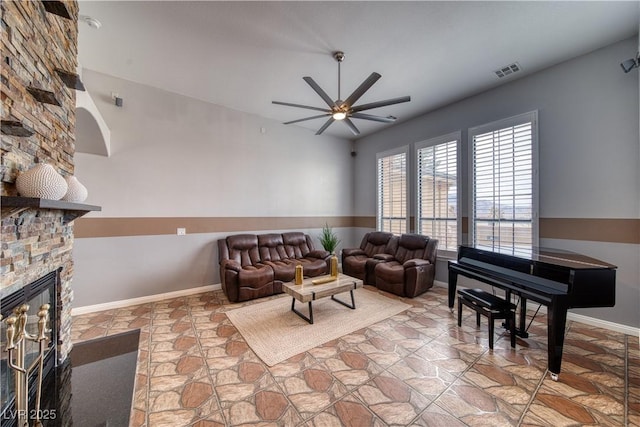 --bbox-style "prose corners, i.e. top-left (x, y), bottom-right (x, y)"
top-left (76, 89), bottom-right (110, 157)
